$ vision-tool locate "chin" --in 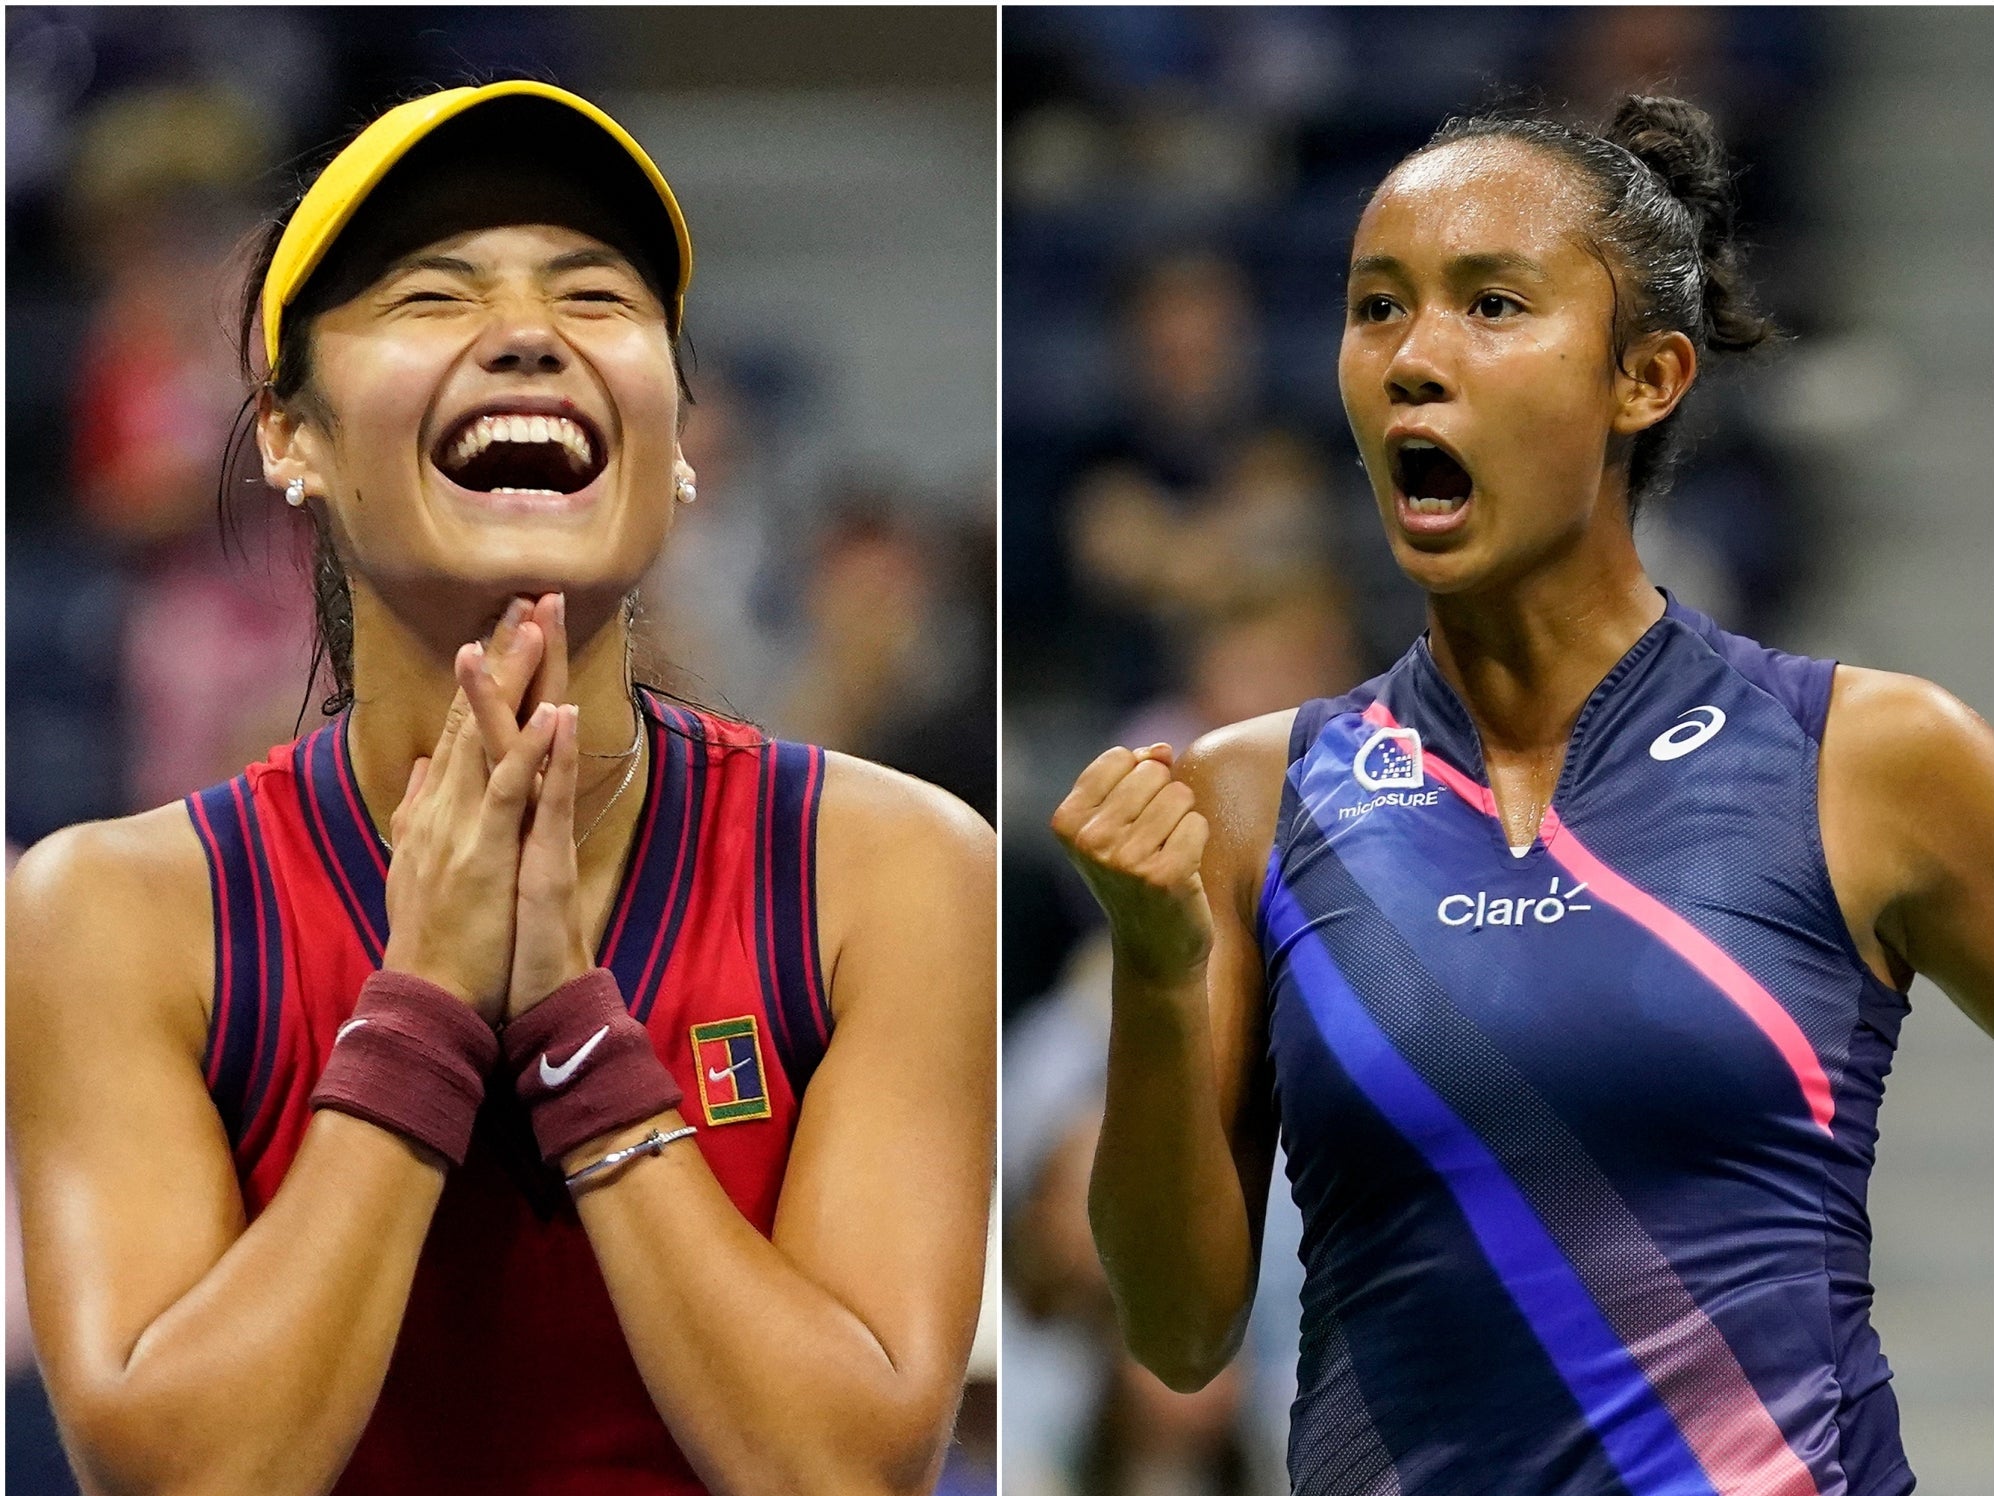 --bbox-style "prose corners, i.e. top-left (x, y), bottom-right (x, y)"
top-left (410, 532), bottom-right (654, 600)
top-left (1390, 544), bottom-right (1490, 598)
top-left (425, 503), bottom-right (664, 597)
